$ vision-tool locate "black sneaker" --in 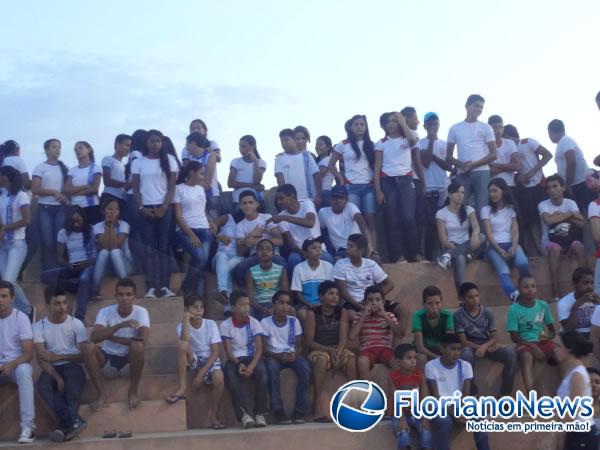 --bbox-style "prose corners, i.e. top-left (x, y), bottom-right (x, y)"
top-left (292, 412), bottom-right (305, 424)
top-left (274, 409), bottom-right (291, 425)
top-left (64, 418), bottom-right (87, 441)
top-left (49, 428), bottom-right (65, 443)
